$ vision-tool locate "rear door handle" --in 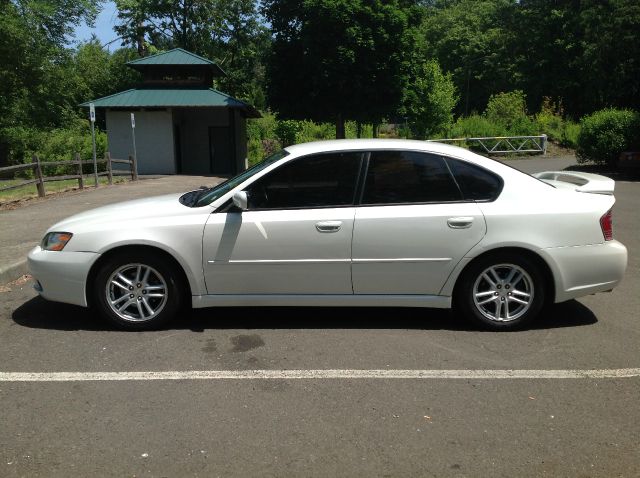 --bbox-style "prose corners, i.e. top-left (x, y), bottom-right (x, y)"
top-left (316, 221), bottom-right (342, 233)
top-left (447, 217), bottom-right (474, 229)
